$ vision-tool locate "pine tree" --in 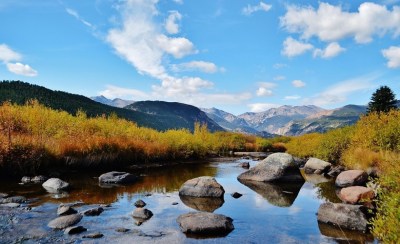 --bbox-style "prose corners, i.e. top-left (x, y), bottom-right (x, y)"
top-left (367, 86), bottom-right (397, 114)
